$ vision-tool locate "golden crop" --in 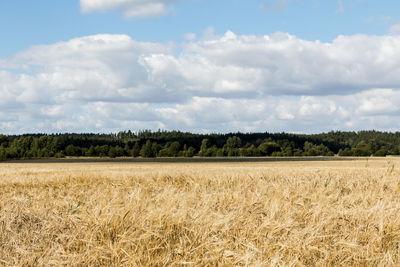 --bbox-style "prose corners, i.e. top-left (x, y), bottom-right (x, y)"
top-left (1, 159), bottom-right (400, 266)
